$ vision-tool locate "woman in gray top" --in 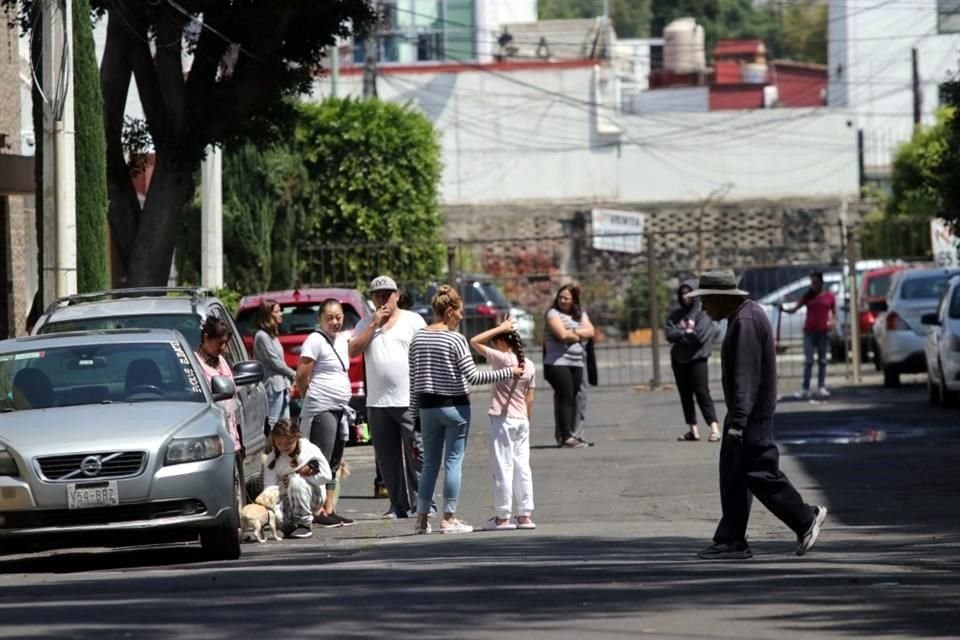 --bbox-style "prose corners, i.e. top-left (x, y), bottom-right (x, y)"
top-left (254, 299), bottom-right (296, 428)
top-left (544, 284), bottom-right (595, 448)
